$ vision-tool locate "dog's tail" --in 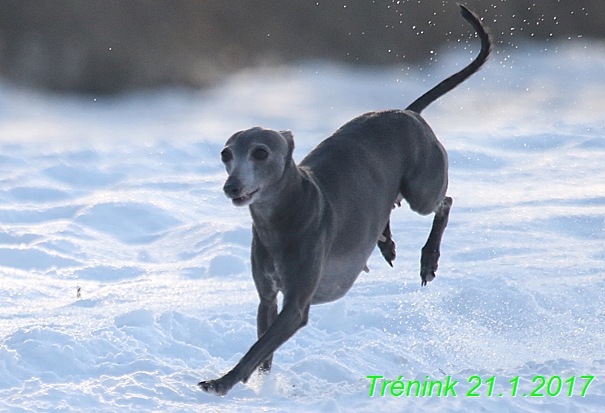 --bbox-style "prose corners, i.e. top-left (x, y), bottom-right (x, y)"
top-left (405, 4), bottom-right (491, 114)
